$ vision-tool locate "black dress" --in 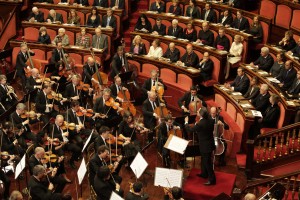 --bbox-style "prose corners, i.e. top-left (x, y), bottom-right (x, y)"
top-left (183, 28), bottom-right (197, 42)
top-left (248, 25), bottom-right (263, 43)
top-left (134, 22), bottom-right (152, 33)
top-left (37, 34), bottom-right (51, 44)
top-left (86, 15), bottom-right (101, 27)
